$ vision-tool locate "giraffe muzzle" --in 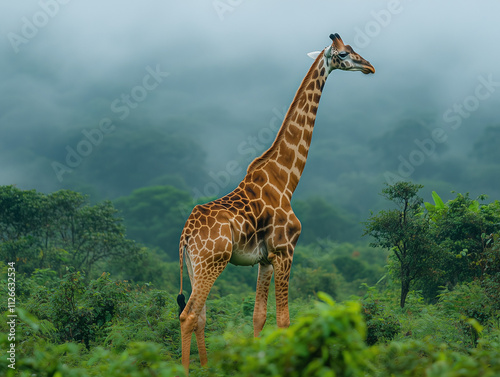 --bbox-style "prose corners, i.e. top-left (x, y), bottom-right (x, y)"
top-left (352, 57), bottom-right (375, 74)
top-left (362, 65), bottom-right (375, 74)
